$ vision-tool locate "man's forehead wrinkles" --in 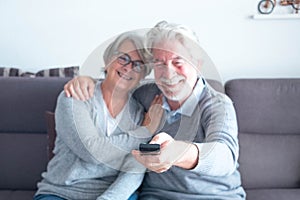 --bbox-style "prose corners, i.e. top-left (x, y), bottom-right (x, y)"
top-left (153, 50), bottom-right (181, 60)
